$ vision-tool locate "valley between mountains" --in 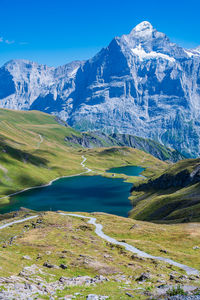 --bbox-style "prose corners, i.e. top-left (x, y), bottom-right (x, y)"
top-left (0, 20), bottom-right (200, 300)
top-left (0, 108), bottom-right (167, 210)
top-left (0, 108), bottom-right (200, 299)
